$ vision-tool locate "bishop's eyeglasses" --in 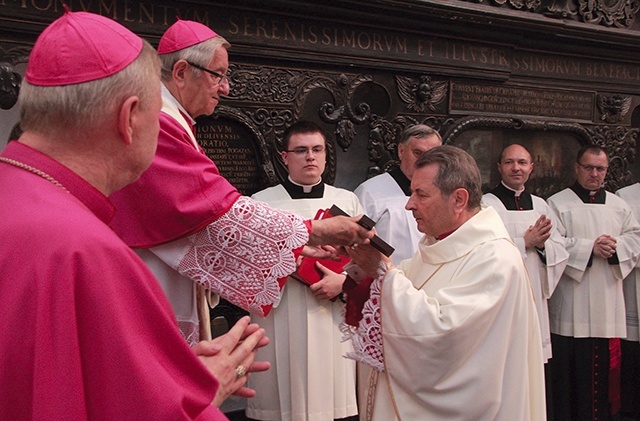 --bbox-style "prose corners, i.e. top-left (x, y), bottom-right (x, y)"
top-left (186, 61), bottom-right (229, 85)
